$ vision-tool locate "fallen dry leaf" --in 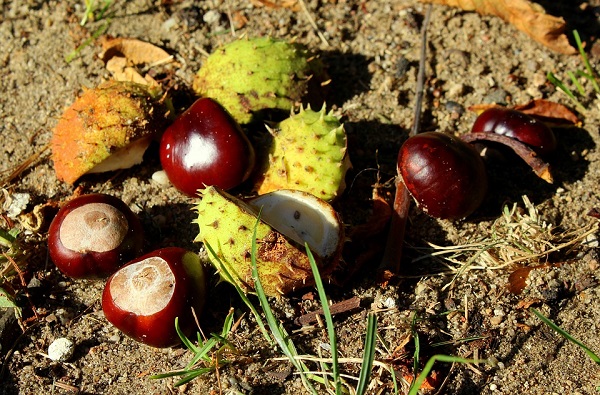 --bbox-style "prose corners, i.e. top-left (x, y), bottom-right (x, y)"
top-left (513, 99), bottom-right (581, 127)
top-left (100, 37), bottom-right (174, 84)
top-left (507, 262), bottom-right (564, 294)
top-left (420, 0), bottom-right (576, 55)
top-left (249, 0), bottom-right (300, 11)
top-left (515, 298), bottom-right (543, 309)
top-left (100, 37), bottom-right (172, 65)
top-left (105, 56), bottom-right (155, 86)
